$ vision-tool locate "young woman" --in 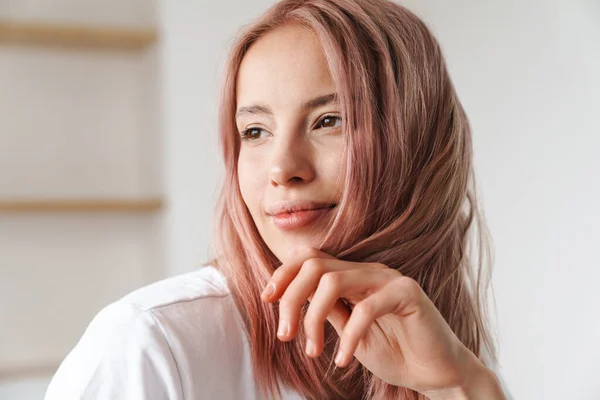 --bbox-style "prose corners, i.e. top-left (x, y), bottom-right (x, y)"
top-left (46, 0), bottom-right (510, 399)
